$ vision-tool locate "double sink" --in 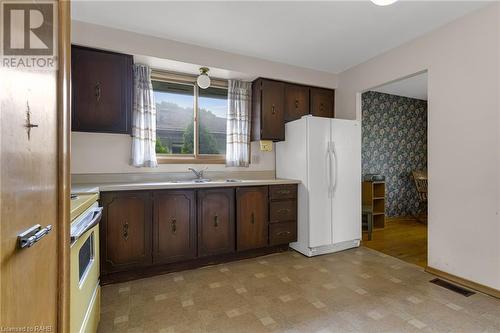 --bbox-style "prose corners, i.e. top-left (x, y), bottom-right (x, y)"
top-left (169, 178), bottom-right (242, 184)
